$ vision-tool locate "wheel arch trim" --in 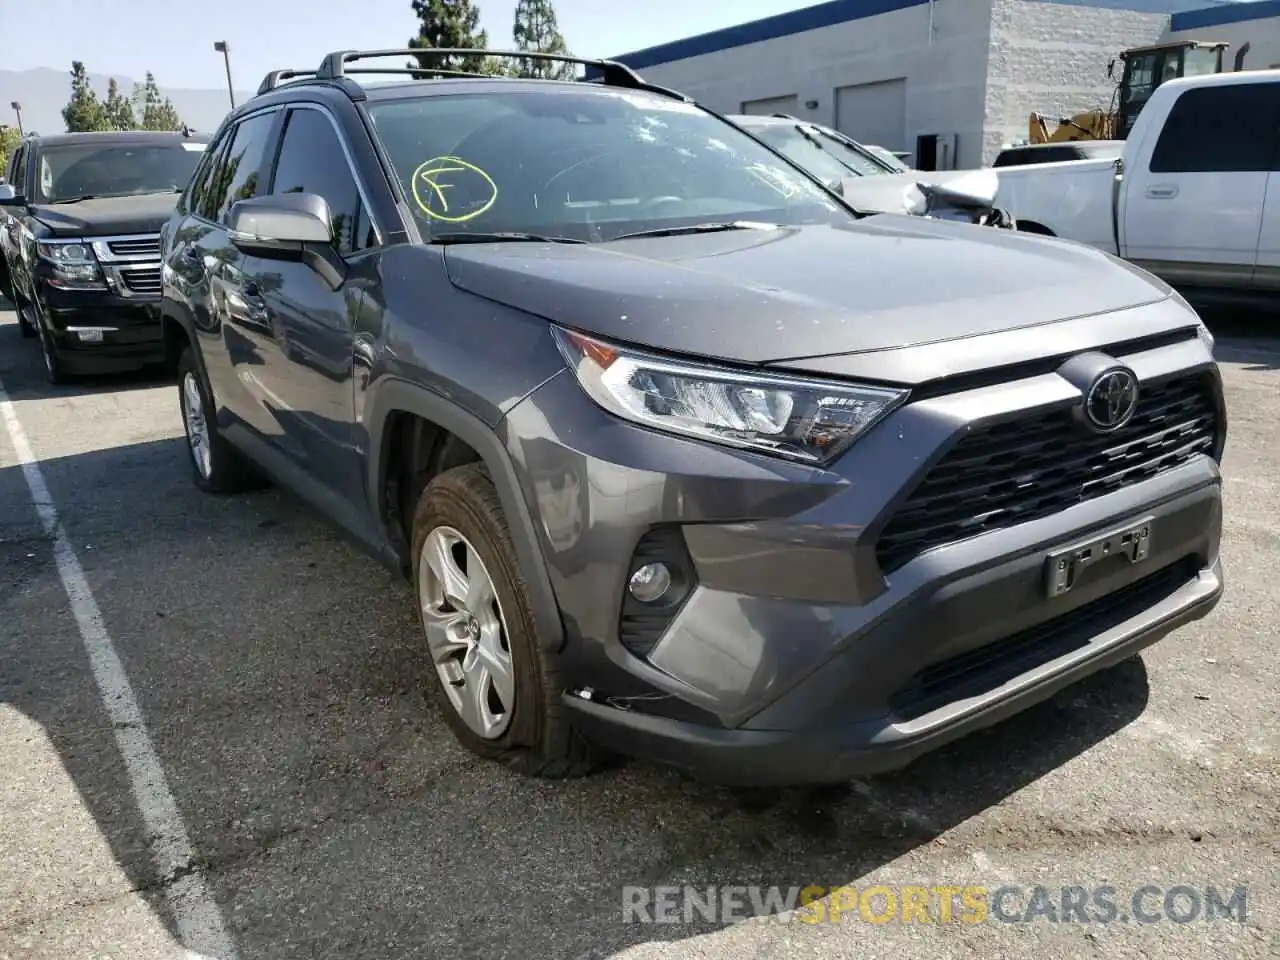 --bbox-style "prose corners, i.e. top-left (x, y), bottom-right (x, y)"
top-left (366, 378), bottom-right (567, 653)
